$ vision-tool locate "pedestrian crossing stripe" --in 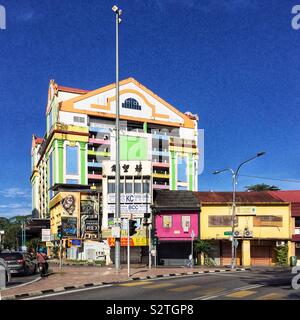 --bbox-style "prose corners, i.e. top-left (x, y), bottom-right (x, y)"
top-left (255, 293), bottom-right (283, 300)
top-left (144, 283), bottom-right (175, 289)
top-left (168, 285), bottom-right (199, 292)
top-left (226, 290), bottom-right (257, 298)
top-left (119, 281), bottom-right (152, 287)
